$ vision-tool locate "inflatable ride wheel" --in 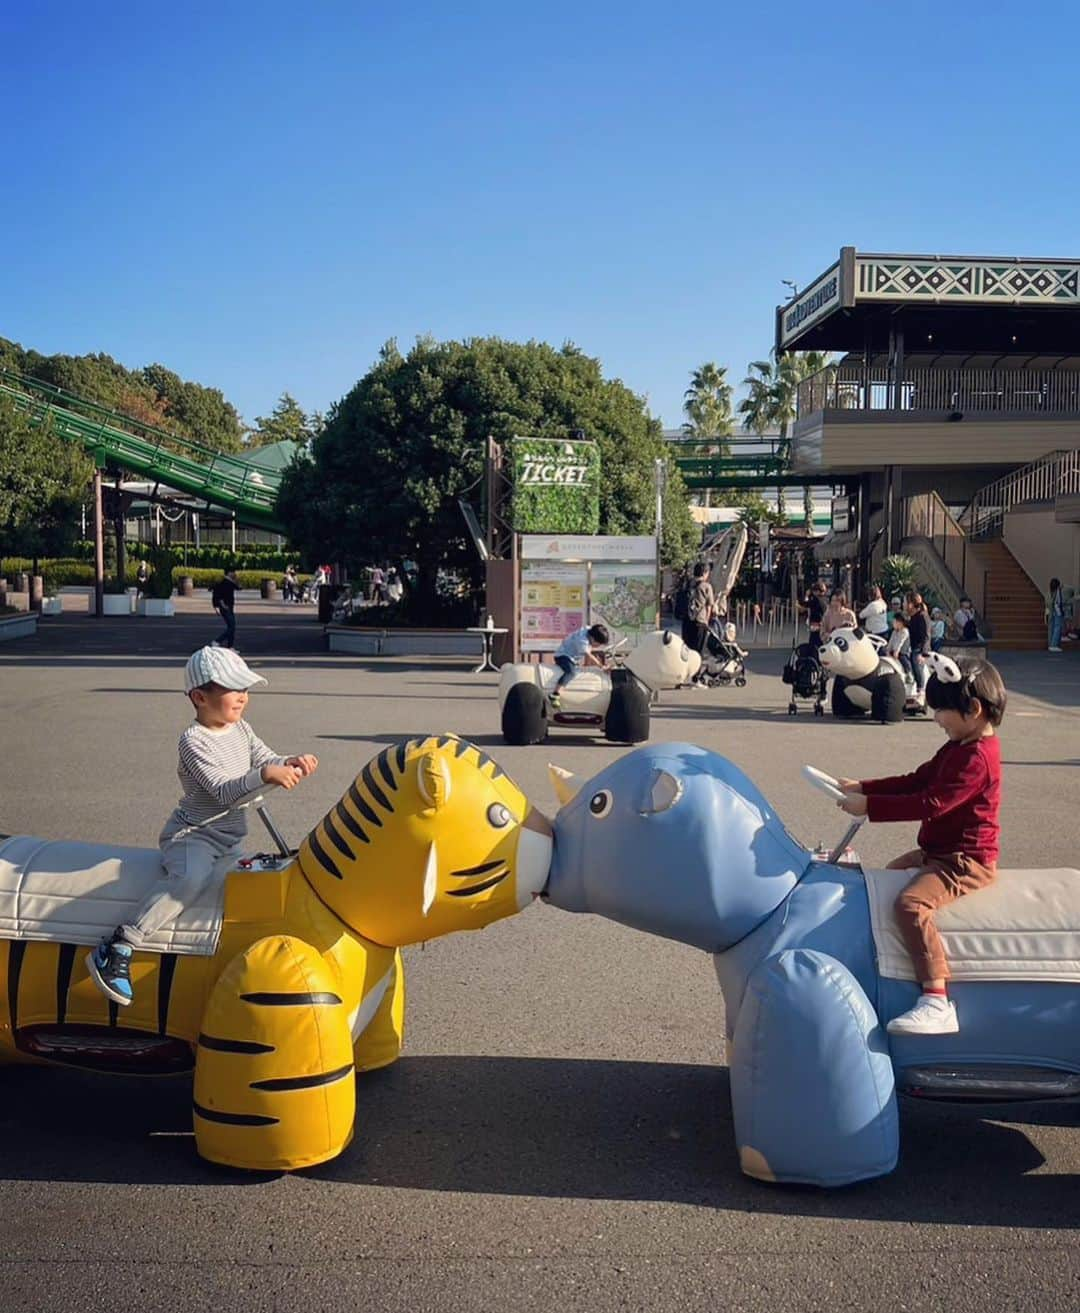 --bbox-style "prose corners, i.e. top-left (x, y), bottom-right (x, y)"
top-left (735, 675), bottom-right (747, 688)
top-left (830, 679), bottom-right (863, 719)
top-left (604, 673), bottom-right (650, 744)
top-left (787, 700), bottom-right (797, 715)
top-left (501, 682), bottom-right (548, 745)
top-left (814, 702), bottom-right (825, 717)
top-left (872, 675), bottom-right (906, 724)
